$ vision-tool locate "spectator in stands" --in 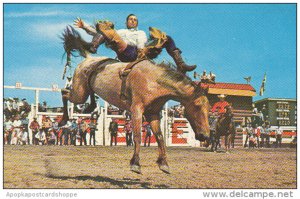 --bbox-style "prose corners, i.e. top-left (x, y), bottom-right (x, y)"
top-left (20, 127), bottom-right (28, 145)
top-left (61, 120), bottom-right (72, 145)
top-left (42, 116), bottom-right (53, 142)
top-left (29, 117), bottom-right (40, 145)
top-left (11, 115), bottom-right (22, 145)
top-left (244, 124), bottom-right (252, 148)
top-left (70, 119), bottom-right (78, 146)
top-left (41, 101), bottom-right (47, 112)
top-left (258, 111), bottom-right (264, 126)
top-left (207, 71), bottom-right (216, 83)
top-left (144, 123), bottom-right (152, 147)
top-left (261, 104), bottom-right (267, 120)
top-left (4, 118), bottom-right (14, 145)
top-left (259, 125), bottom-right (266, 148)
top-left (47, 128), bottom-right (57, 145)
top-left (109, 119), bottom-right (118, 146)
top-left (200, 70), bottom-right (208, 83)
top-left (52, 118), bottom-right (60, 145)
top-left (252, 124), bottom-right (260, 148)
top-left (124, 119), bottom-right (133, 146)
top-left (264, 116), bottom-right (270, 127)
top-left (21, 115), bottom-right (29, 143)
top-left (89, 118), bottom-right (97, 146)
top-left (276, 126), bottom-right (282, 148)
top-left (12, 98), bottom-right (19, 113)
top-left (264, 124), bottom-right (271, 148)
top-left (79, 118), bottom-right (88, 146)
top-left (36, 128), bottom-right (46, 145)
